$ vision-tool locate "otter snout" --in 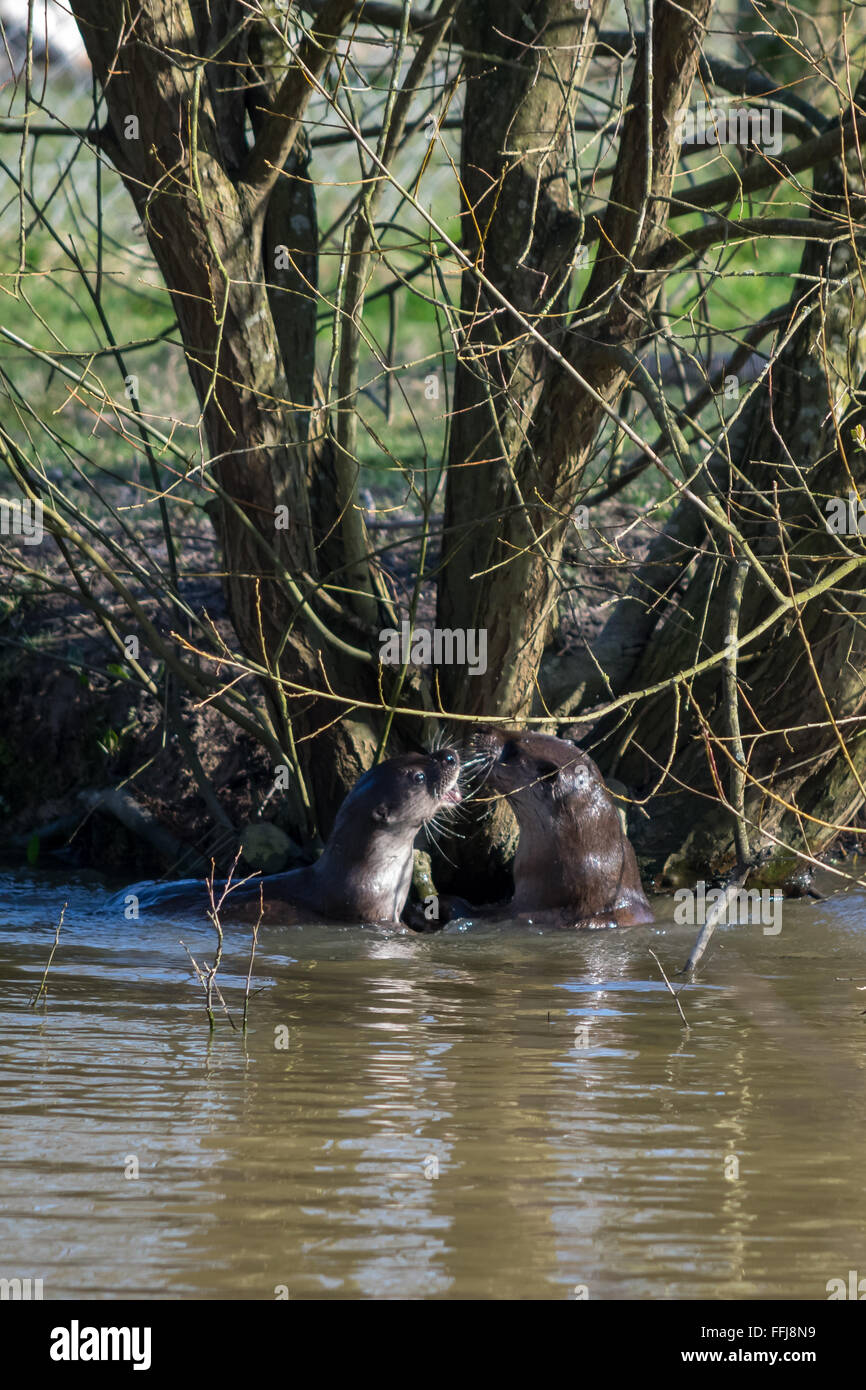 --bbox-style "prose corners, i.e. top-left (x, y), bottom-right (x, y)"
top-left (430, 747), bottom-right (462, 805)
top-left (467, 727), bottom-right (575, 799)
top-left (468, 725), bottom-right (505, 757)
top-left (466, 724), bottom-right (508, 781)
top-left (465, 727), bottom-right (515, 796)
